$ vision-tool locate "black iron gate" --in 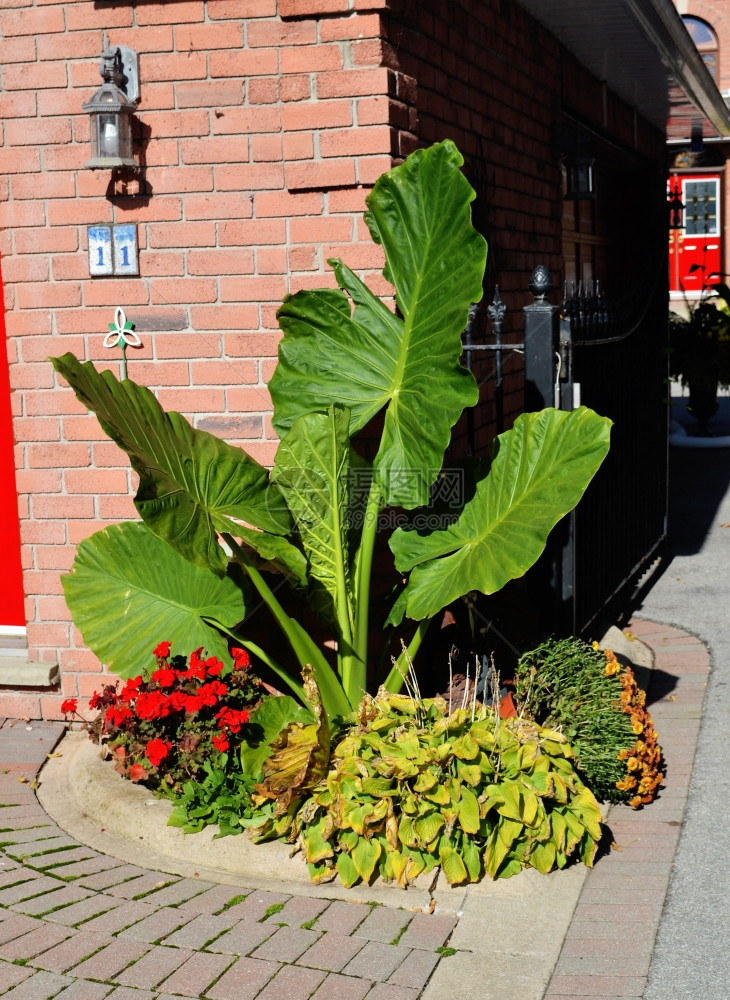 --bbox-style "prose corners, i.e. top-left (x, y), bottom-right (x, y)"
top-left (464, 265), bottom-right (668, 636)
